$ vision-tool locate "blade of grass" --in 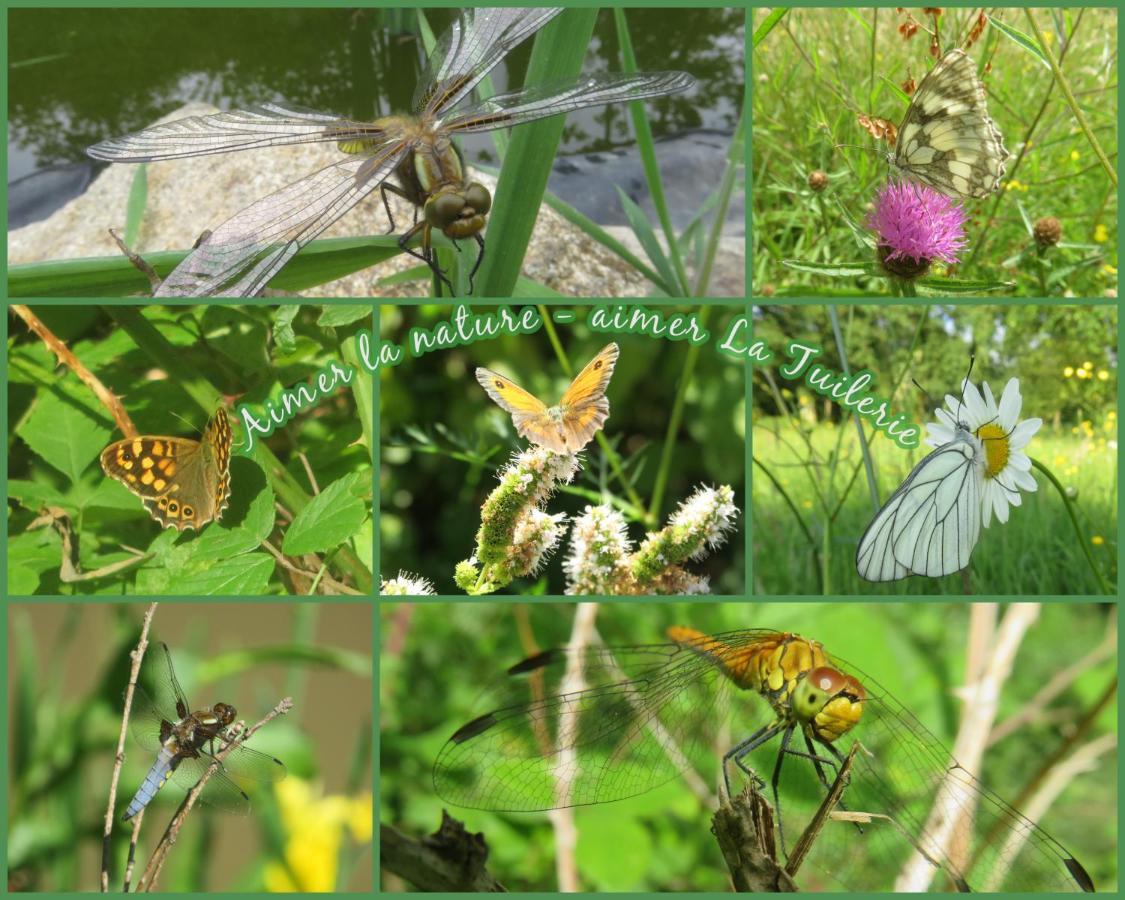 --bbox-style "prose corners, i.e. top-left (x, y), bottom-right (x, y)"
top-left (474, 10), bottom-right (598, 296)
top-left (614, 8), bottom-right (691, 295)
